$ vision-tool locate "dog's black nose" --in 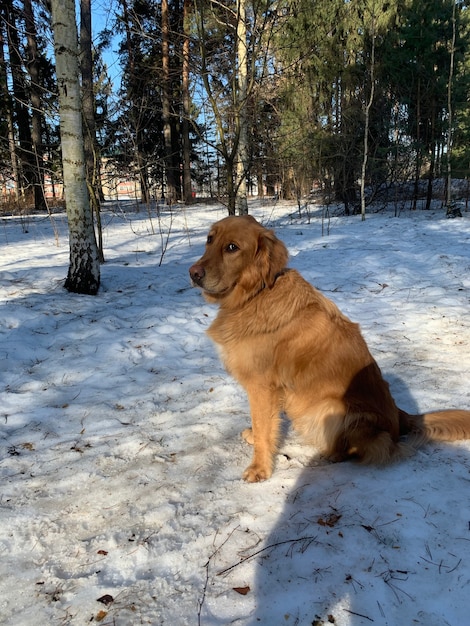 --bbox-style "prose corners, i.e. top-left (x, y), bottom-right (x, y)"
top-left (189, 264), bottom-right (205, 284)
